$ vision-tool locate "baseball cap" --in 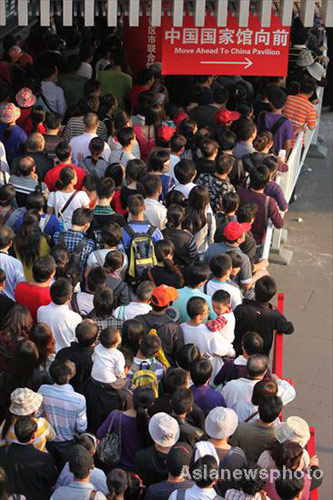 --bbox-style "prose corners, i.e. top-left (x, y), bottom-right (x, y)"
top-left (215, 109), bottom-right (240, 125)
top-left (166, 442), bottom-right (192, 475)
top-left (158, 125), bottom-right (176, 142)
top-left (223, 221), bottom-right (251, 241)
top-left (148, 412), bottom-right (180, 447)
top-left (205, 407), bottom-right (238, 439)
top-left (68, 445), bottom-right (94, 478)
top-left (9, 388), bottom-right (42, 416)
top-left (174, 112), bottom-right (189, 127)
top-left (151, 285), bottom-right (178, 307)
